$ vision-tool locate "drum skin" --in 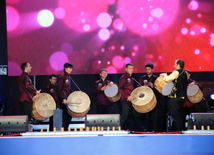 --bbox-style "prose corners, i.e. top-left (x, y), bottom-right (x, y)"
top-left (104, 84), bottom-right (121, 102)
top-left (31, 93), bottom-right (56, 121)
top-left (154, 76), bottom-right (173, 96)
top-left (131, 86), bottom-right (157, 113)
top-left (67, 91), bottom-right (91, 118)
top-left (187, 84), bottom-right (203, 103)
